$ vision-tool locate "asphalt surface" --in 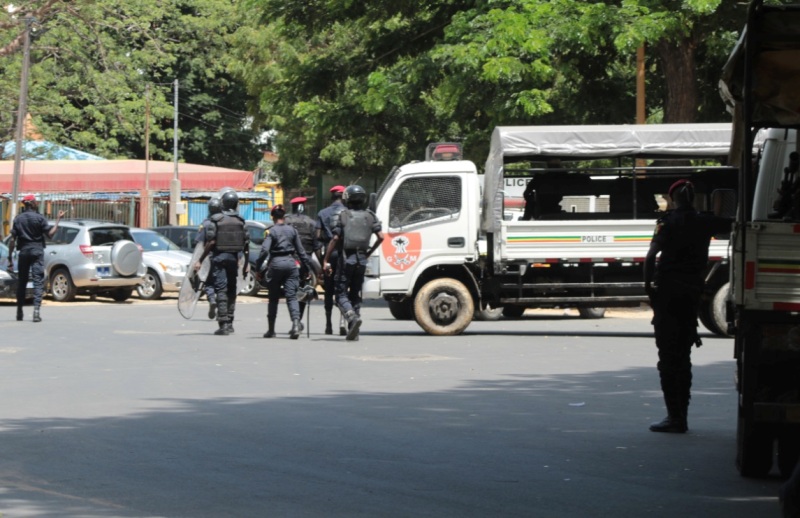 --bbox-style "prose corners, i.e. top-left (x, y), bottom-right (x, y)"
top-left (0, 296), bottom-right (787, 517)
